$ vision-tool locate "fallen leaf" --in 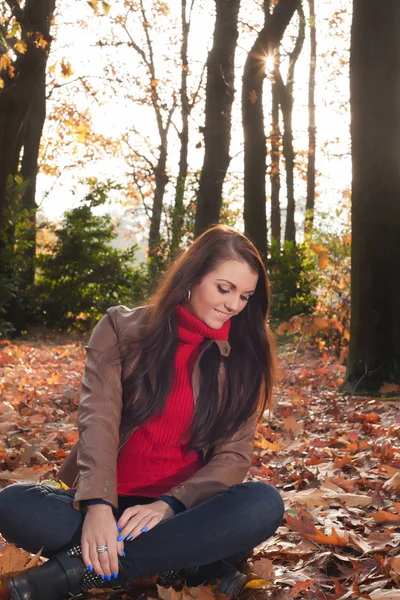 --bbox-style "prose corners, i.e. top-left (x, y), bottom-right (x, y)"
top-left (282, 415), bottom-right (304, 436)
top-left (290, 579), bottom-right (315, 597)
top-left (244, 579), bottom-right (271, 589)
top-left (0, 545), bottom-right (30, 576)
top-left (157, 585), bottom-right (183, 600)
top-left (252, 557), bottom-right (274, 580)
top-left (318, 254), bottom-right (329, 269)
top-left (379, 382), bottom-right (400, 394)
top-left (383, 472), bottom-right (400, 491)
